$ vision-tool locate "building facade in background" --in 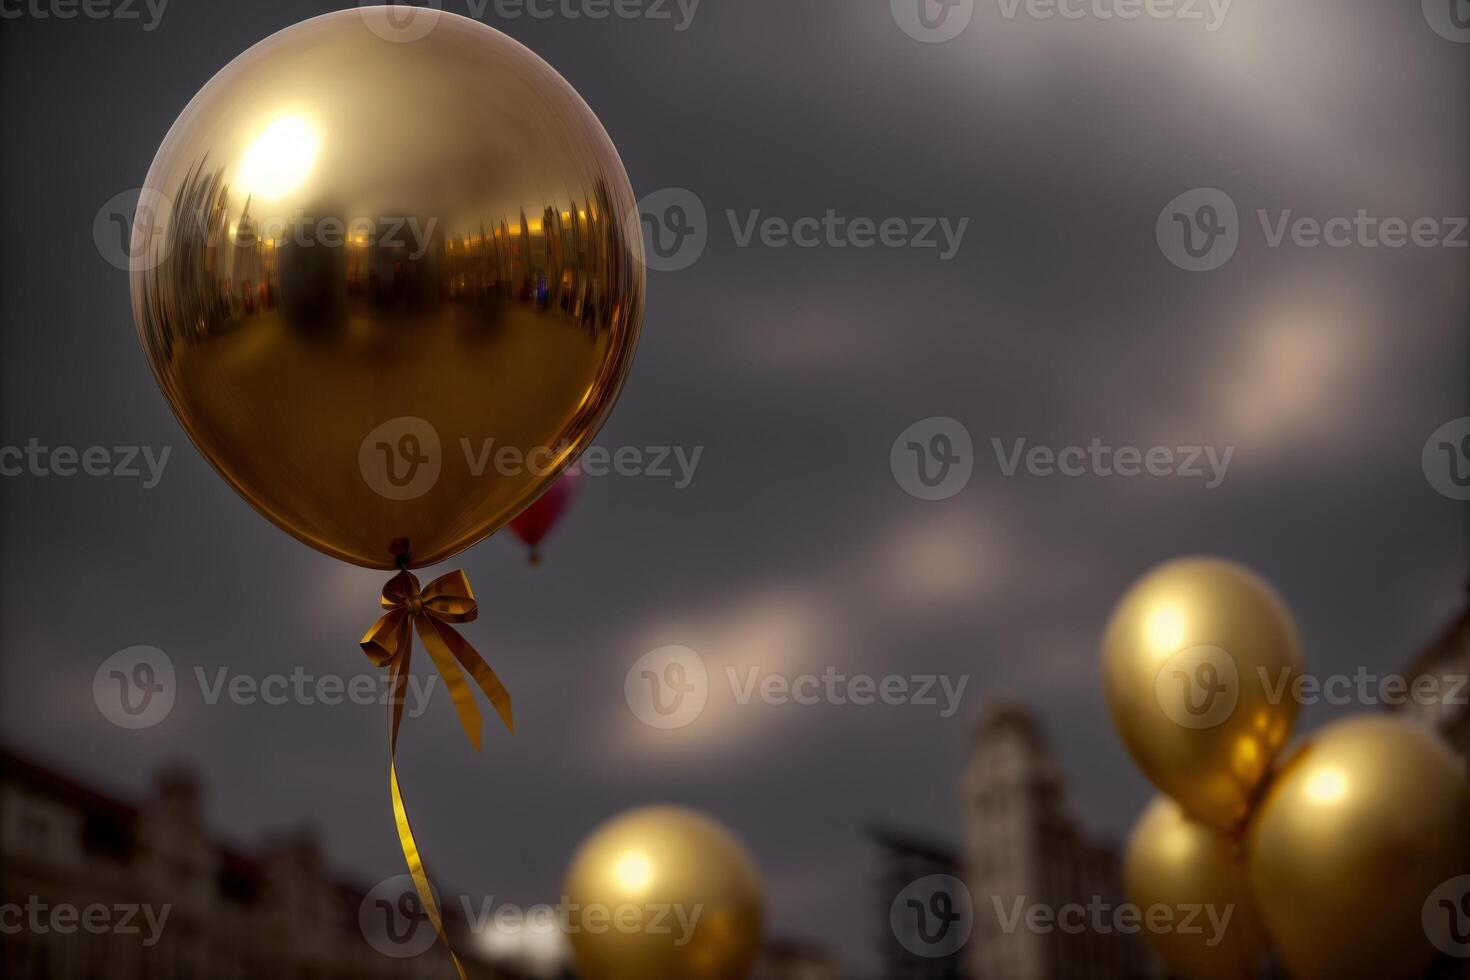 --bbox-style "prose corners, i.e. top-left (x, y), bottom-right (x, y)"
top-left (0, 750), bottom-right (515, 980)
top-left (962, 703), bottom-right (1155, 980)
